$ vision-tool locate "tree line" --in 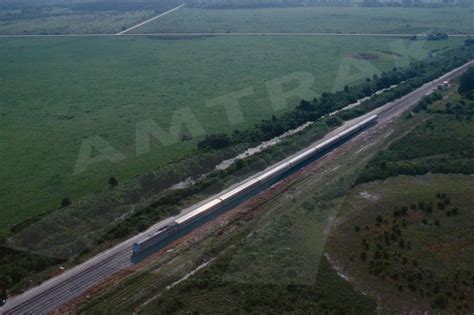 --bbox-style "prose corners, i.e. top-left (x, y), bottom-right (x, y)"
top-left (199, 44), bottom-right (474, 151)
top-left (459, 67), bottom-right (474, 100)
